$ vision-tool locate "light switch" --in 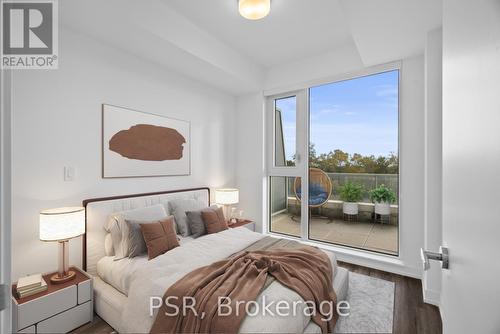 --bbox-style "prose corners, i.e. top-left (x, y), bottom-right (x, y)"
top-left (64, 166), bottom-right (76, 181)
